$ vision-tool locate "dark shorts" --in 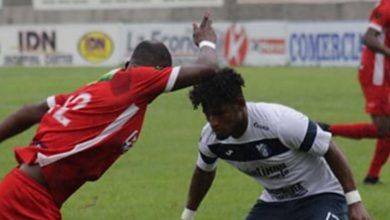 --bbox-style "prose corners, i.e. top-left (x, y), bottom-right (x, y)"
top-left (245, 193), bottom-right (348, 220)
